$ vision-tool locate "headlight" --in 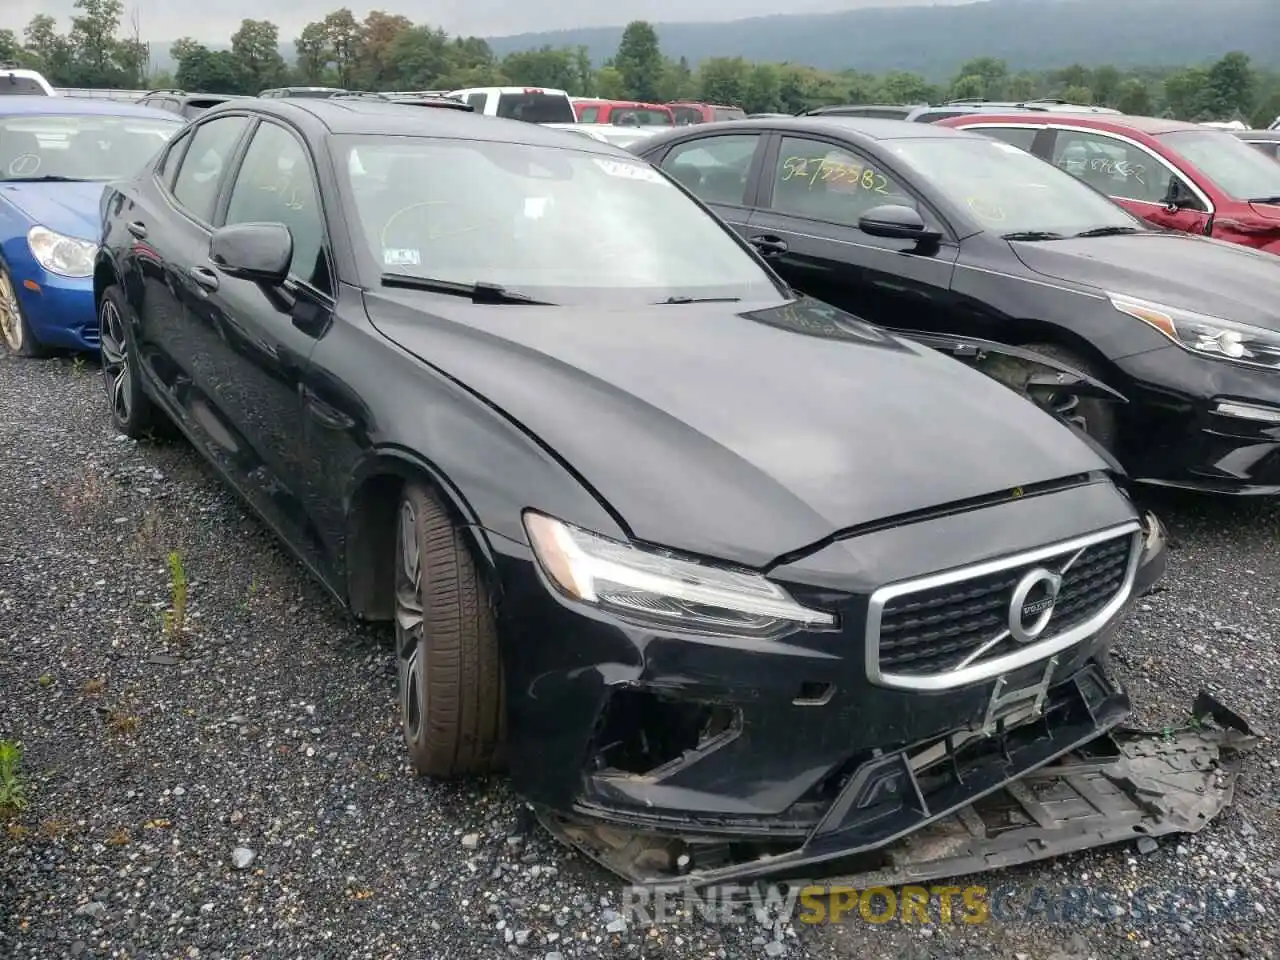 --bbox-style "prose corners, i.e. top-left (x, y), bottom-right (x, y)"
top-left (523, 512), bottom-right (836, 636)
top-left (1108, 292), bottom-right (1280, 370)
top-left (28, 226), bottom-right (98, 278)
